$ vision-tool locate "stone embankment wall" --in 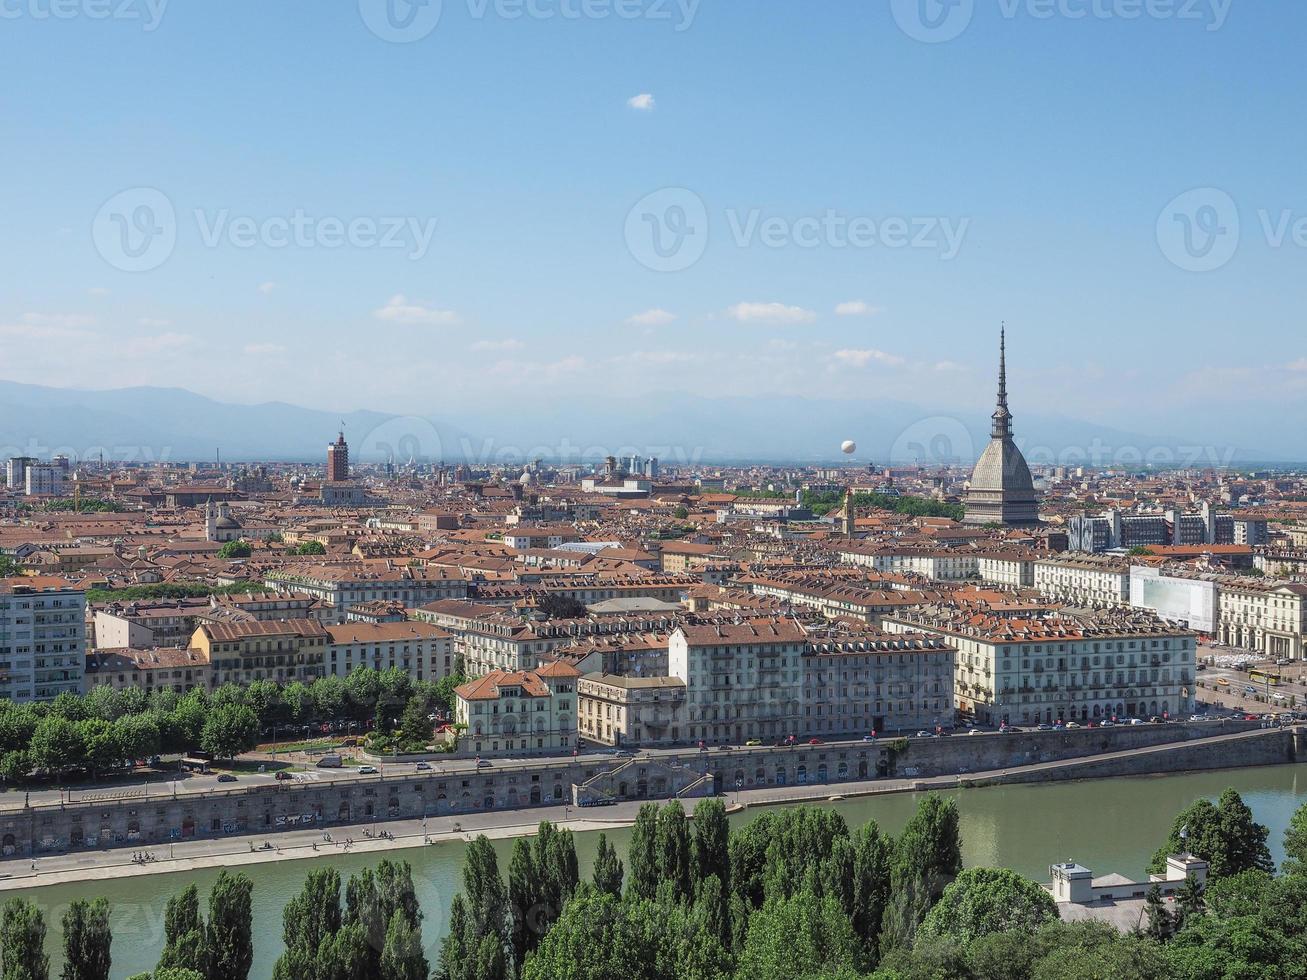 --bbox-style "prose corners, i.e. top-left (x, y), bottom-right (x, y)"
top-left (0, 720), bottom-right (1274, 858)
